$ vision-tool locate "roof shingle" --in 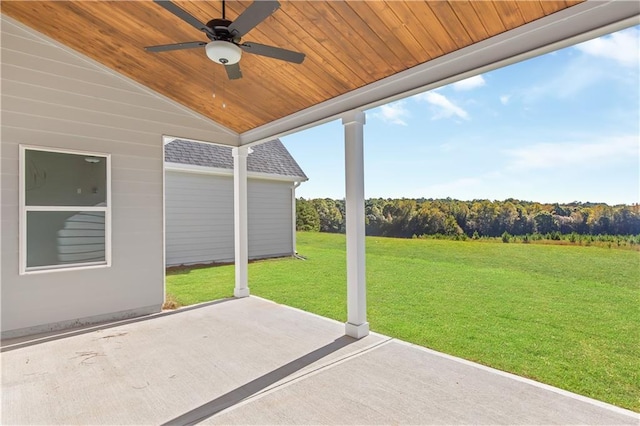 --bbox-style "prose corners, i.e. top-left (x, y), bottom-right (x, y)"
top-left (165, 139), bottom-right (307, 180)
